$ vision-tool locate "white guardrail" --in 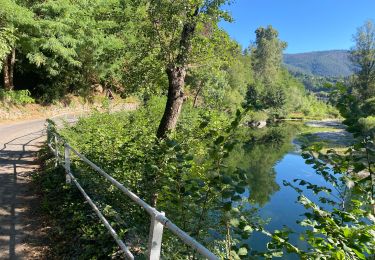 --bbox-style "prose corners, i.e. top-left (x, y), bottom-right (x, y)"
top-left (46, 120), bottom-right (218, 260)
